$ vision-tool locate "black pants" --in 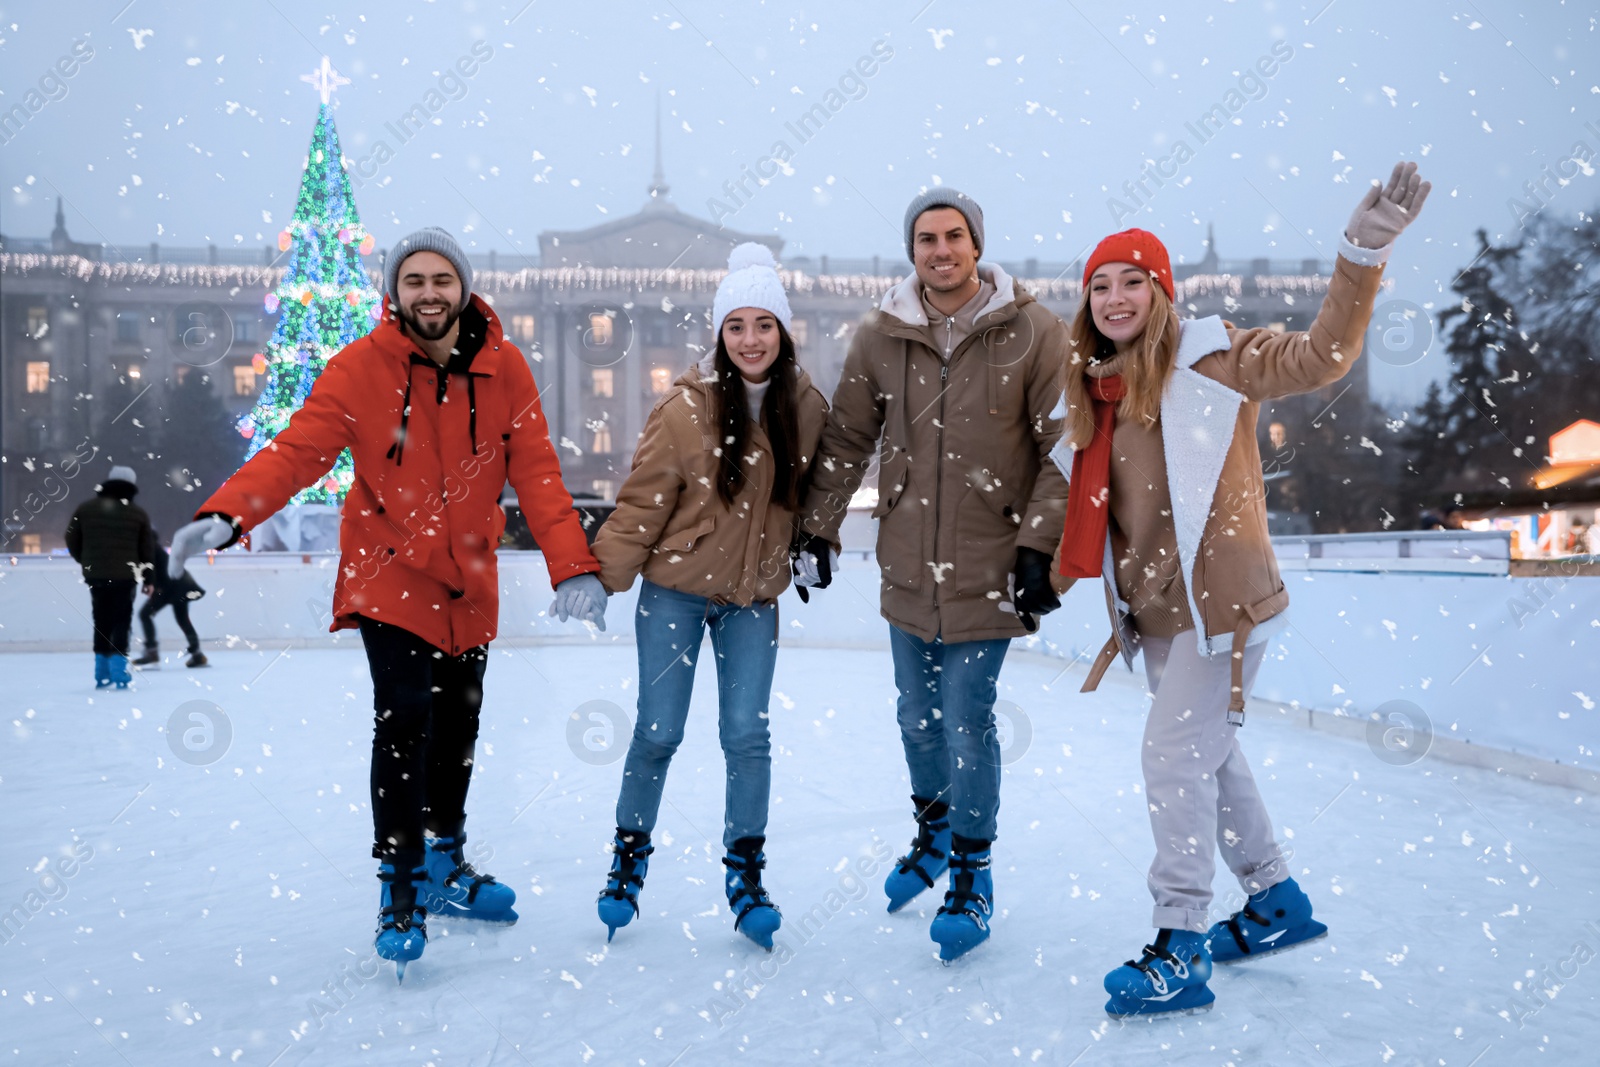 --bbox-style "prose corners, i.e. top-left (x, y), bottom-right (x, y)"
top-left (139, 595), bottom-right (200, 653)
top-left (357, 616), bottom-right (488, 868)
top-left (87, 579), bottom-right (137, 656)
